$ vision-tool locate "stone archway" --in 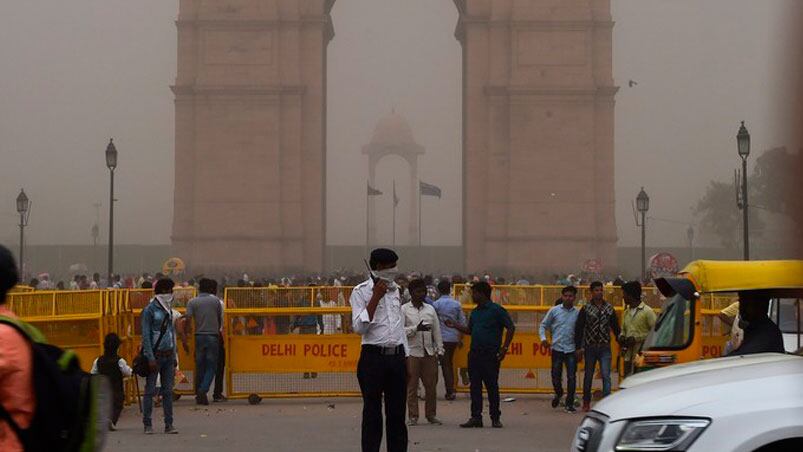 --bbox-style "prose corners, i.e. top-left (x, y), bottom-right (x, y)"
top-left (363, 111), bottom-right (424, 246)
top-left (172, 0), bottom-right (617, 275)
